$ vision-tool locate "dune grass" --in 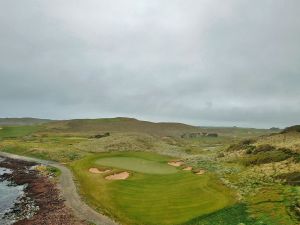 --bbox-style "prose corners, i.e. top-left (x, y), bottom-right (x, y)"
top-left (70, 152), bottom-right (236, 225)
